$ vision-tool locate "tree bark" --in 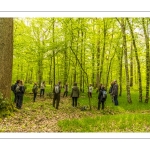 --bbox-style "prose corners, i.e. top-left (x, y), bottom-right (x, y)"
top-left (126, 18), bottom-right (143, 102)
top-left (119, 18), bottom-right (132, 103)
top-left (0, 18), bottom-right (13, 99)
top-left (142, 18), bottom-right (150, 103)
